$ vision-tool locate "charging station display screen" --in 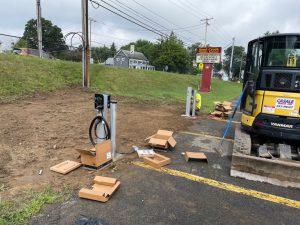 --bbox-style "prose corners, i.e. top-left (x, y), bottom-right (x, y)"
top-left (94, 94), bottom-right (104, 109)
